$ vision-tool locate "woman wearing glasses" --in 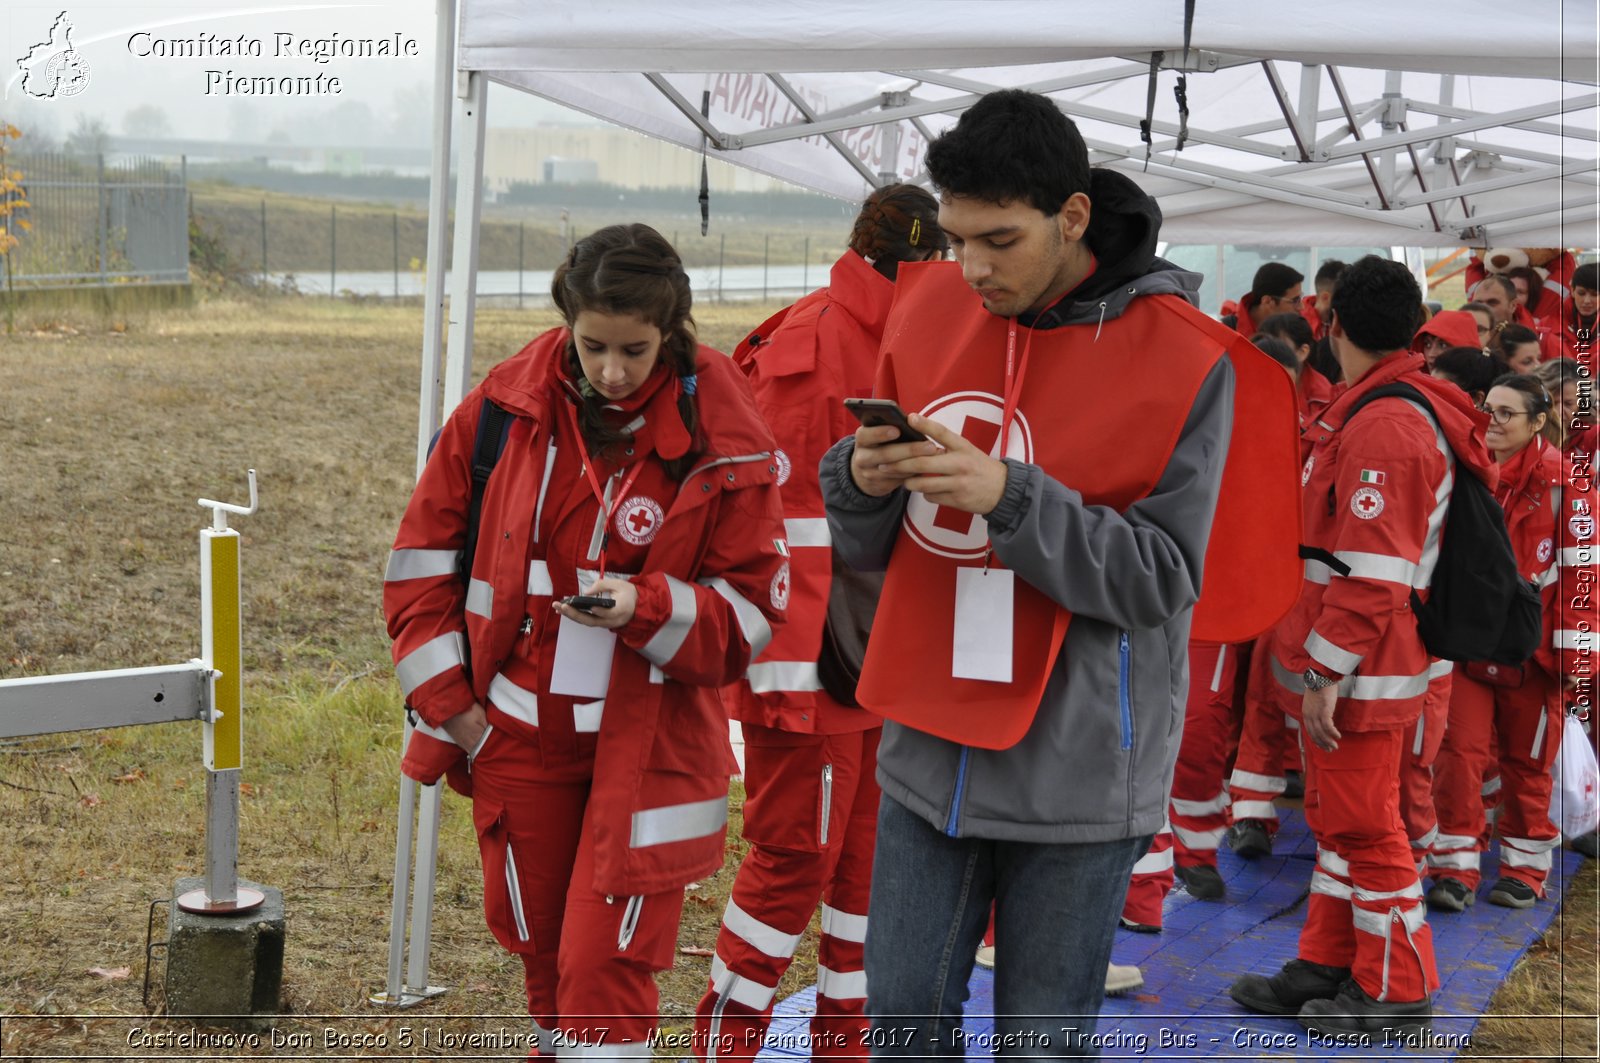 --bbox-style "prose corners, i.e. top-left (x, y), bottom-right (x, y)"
top-left (1426, 375), bottom-right (1598, 910)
